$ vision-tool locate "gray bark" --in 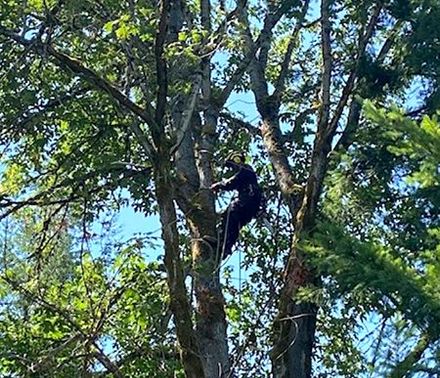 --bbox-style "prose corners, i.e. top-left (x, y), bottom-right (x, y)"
top-left (155, 167), bottom-right (205, 378)
top-left (272, 303), bottom-right (317, 378)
